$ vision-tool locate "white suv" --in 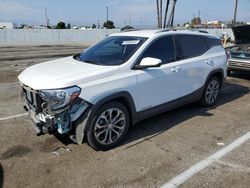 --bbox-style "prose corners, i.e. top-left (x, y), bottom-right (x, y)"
top-left (18, 30), bottom-right (227, 150)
